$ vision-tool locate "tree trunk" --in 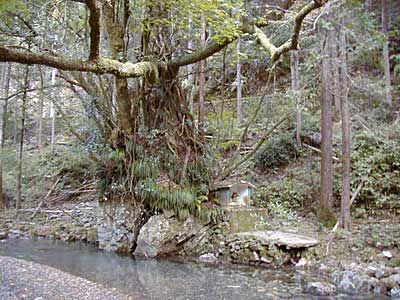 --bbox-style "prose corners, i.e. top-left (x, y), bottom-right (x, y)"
top-left (381, 0), bottom-right (392, 107)
top-left (16, 64), bottom-right (29, 209)
top-left (37, 66), bottom-right (44, 154)
top-left (290, 50), bottom-right (302, 146)
top-left (236, 38), bottom-right (243, 124)
top-left (339, 26), bottom-right (351, 230)
top-left (187, 15), bottom-right (195, 113)
top-left (50, 69), bottom-right (57, 158)
top-left (319, 30), bottom-right (335, 226)
top-left (1, 64), bottom-right (10, 149)
top-left (0, 63), bottom-right (11, 210)
top-left (365, 0), bottom-right (373, 10)
top-left (331, 33), bottom-right (341, 116)
top-left (198, 16), bottom-right (206, 130)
